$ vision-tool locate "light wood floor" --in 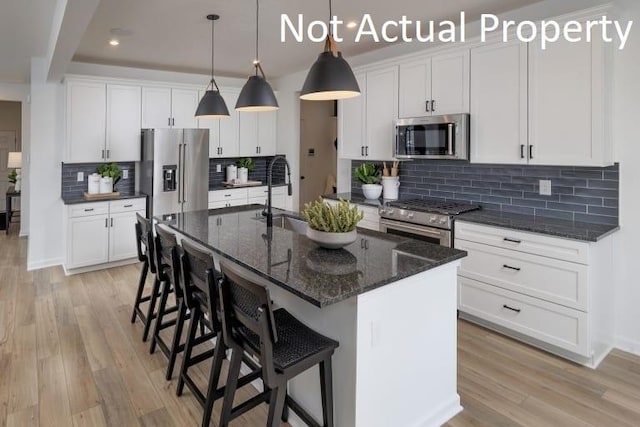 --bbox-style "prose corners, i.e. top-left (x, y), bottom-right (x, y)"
top-left (1, 230), bottom-right (640, 426)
